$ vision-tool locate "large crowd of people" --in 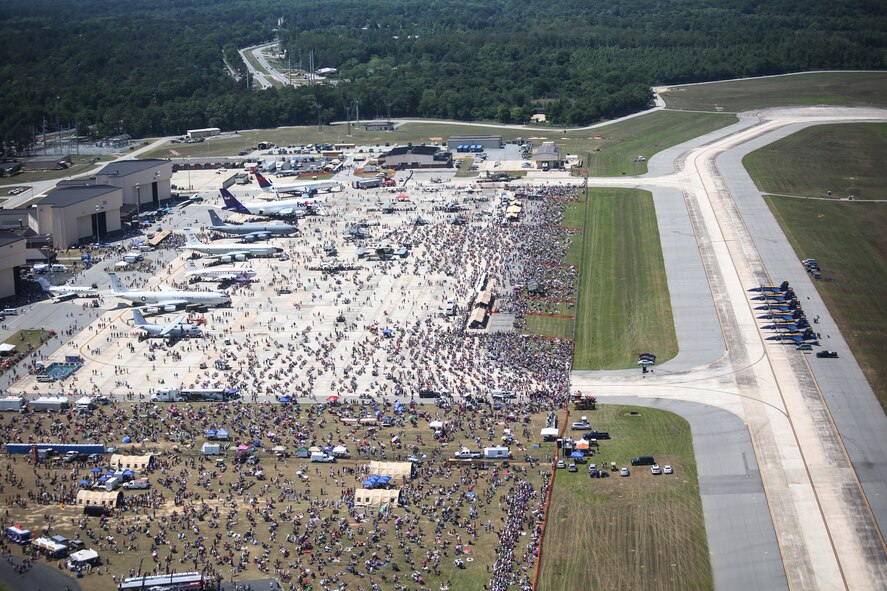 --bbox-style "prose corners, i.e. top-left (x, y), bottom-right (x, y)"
top-left (1, 180), bottom-right (585, 590)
